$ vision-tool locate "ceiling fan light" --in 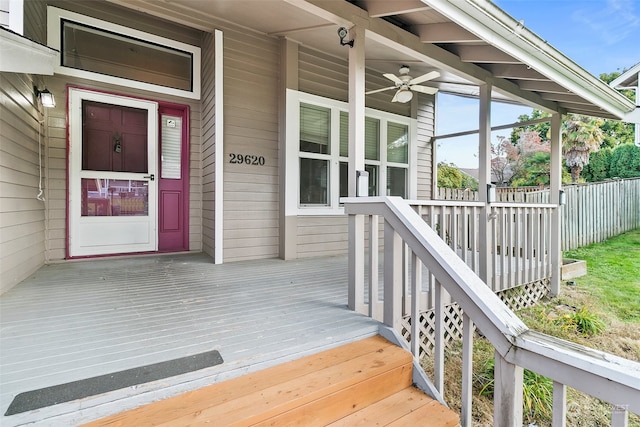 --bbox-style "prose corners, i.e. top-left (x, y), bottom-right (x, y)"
top-left (395, 88), bottom-right (413, 103)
